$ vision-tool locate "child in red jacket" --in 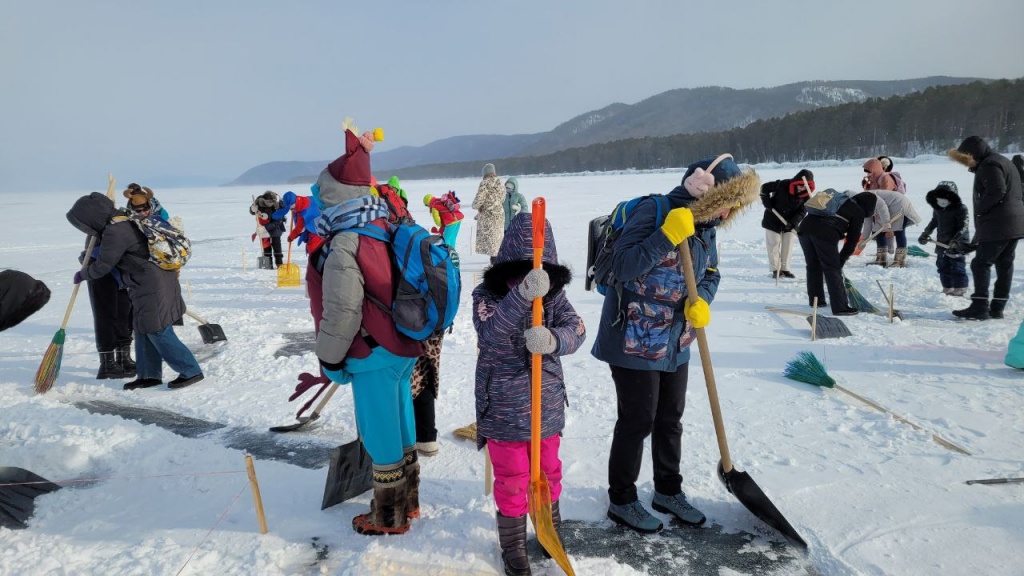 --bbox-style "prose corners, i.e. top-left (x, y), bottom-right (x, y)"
top-left (423, 191), bottom-right (464, 247)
